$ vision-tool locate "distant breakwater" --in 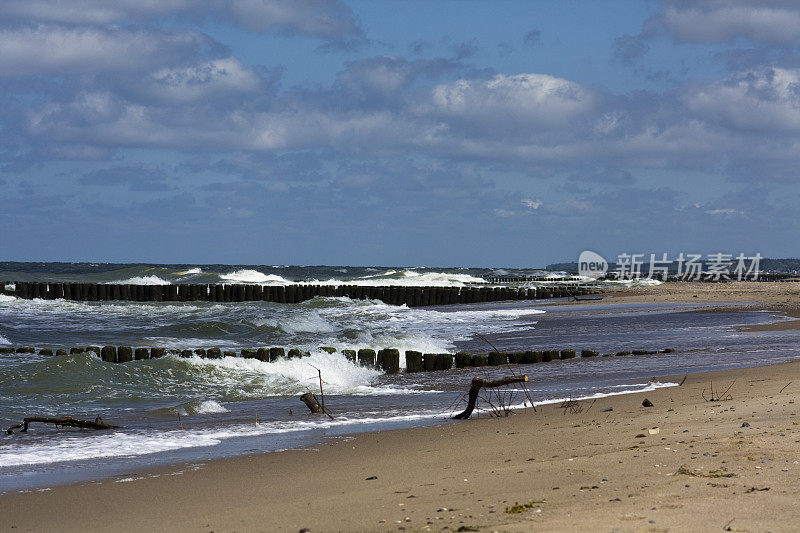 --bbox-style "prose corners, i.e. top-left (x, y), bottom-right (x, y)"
top-left (0, 281), bottom-right (595, 306)
top-left (0, 345), bottom-right (676, 372)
